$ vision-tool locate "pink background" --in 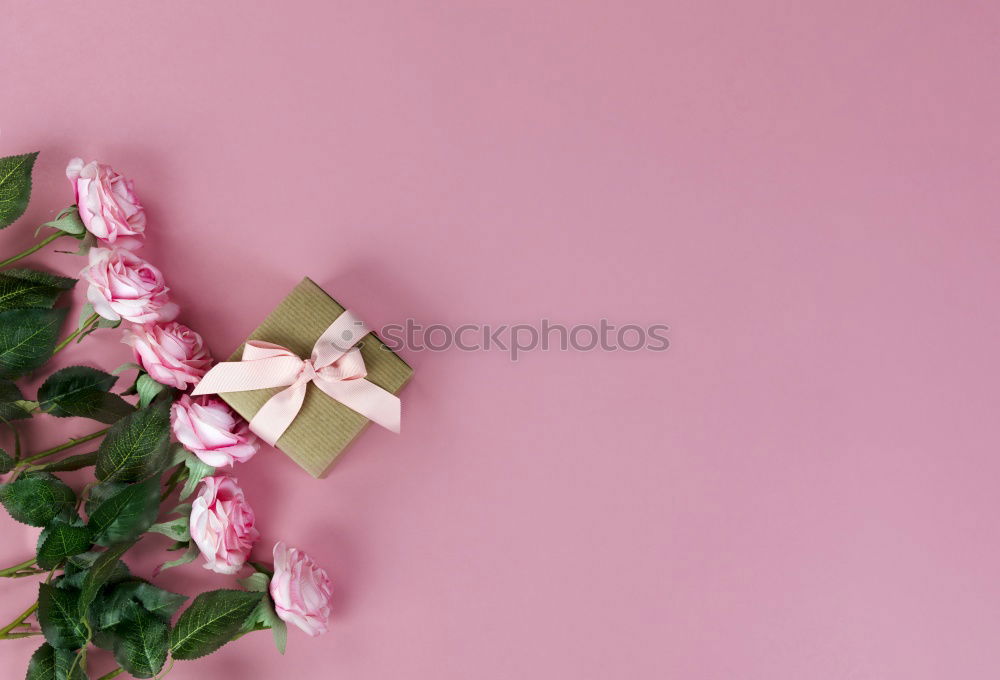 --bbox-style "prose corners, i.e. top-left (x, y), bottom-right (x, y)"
top-left (2, 1), bottom-right (1000, 678)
